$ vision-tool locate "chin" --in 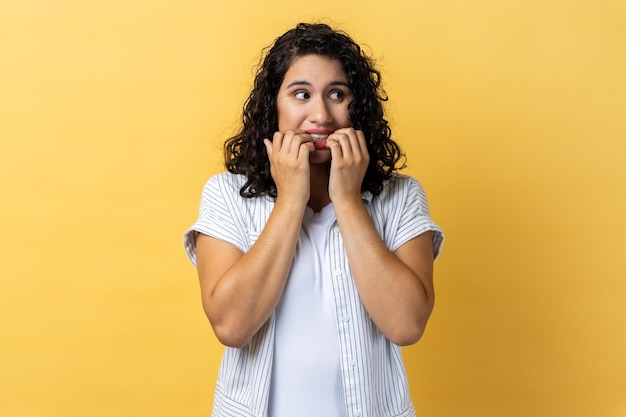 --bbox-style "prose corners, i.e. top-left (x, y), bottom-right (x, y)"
top-left (309, 148), bottom-right (332, 164)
